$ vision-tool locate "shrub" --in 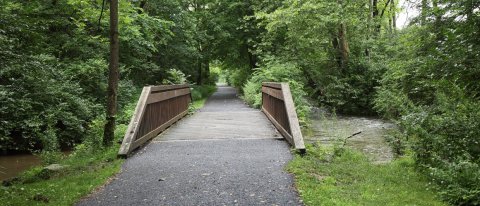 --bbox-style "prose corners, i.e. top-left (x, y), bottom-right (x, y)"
top-left (241, 61), bottom-right (310, 126)
top-left (190, 85), bottom-right (216, 101)
top-left (0, 54), bottom-right (96, 152)
top-left (225, 68), bottom-right (251, 89)
top-left (243, 80), bottom-right (262, 108)
top-left (429, 160), bottom-right (480, 205)
top-left (316, 60), bottom-right (384, 115)
top-left (162, 68), bottom-right (189, 85)
top-left (377, 78), bottom-right (480, 204)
